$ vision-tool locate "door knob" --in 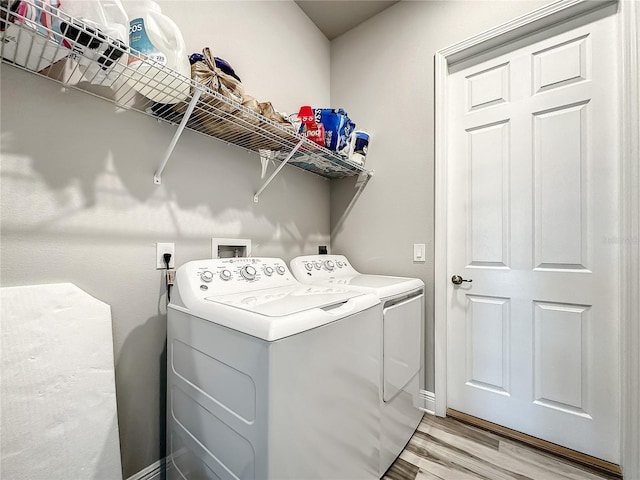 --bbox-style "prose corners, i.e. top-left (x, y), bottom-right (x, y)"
top-left (451, 275), bottom-right (472, 285)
